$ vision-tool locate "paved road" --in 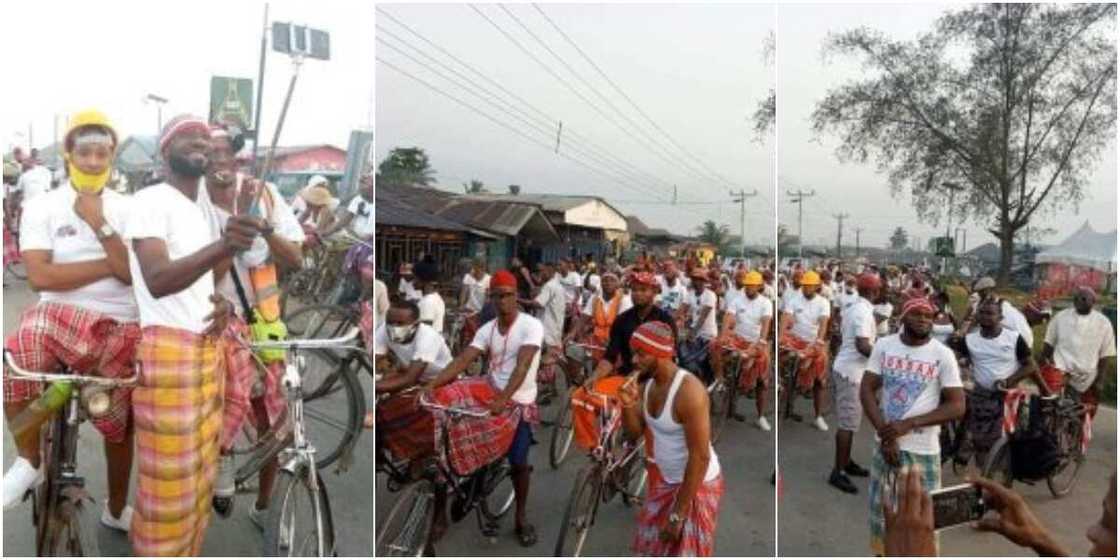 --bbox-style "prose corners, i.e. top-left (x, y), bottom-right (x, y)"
top-left (2, 277), bottom-right (374, 556)
top-left (375, 382), bottom-right (776, 556)
top-left (777, 388), bottom-right (1117, 557)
